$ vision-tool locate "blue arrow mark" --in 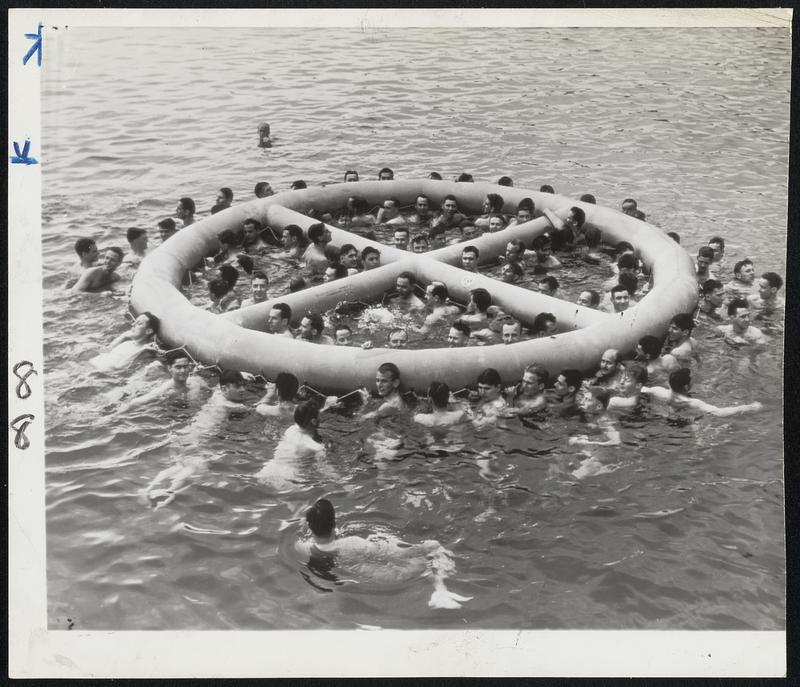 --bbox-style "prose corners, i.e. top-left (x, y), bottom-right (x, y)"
top-left (23, 22), bottom-right (43, 66)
